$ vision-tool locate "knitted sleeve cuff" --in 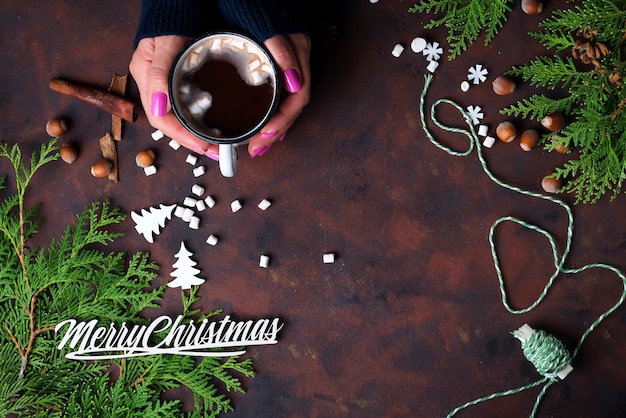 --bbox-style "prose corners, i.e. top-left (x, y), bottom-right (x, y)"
top-left (133, 0), bottom-right (210, 47)
top-left (216, 0), bottom-right (309, 42)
